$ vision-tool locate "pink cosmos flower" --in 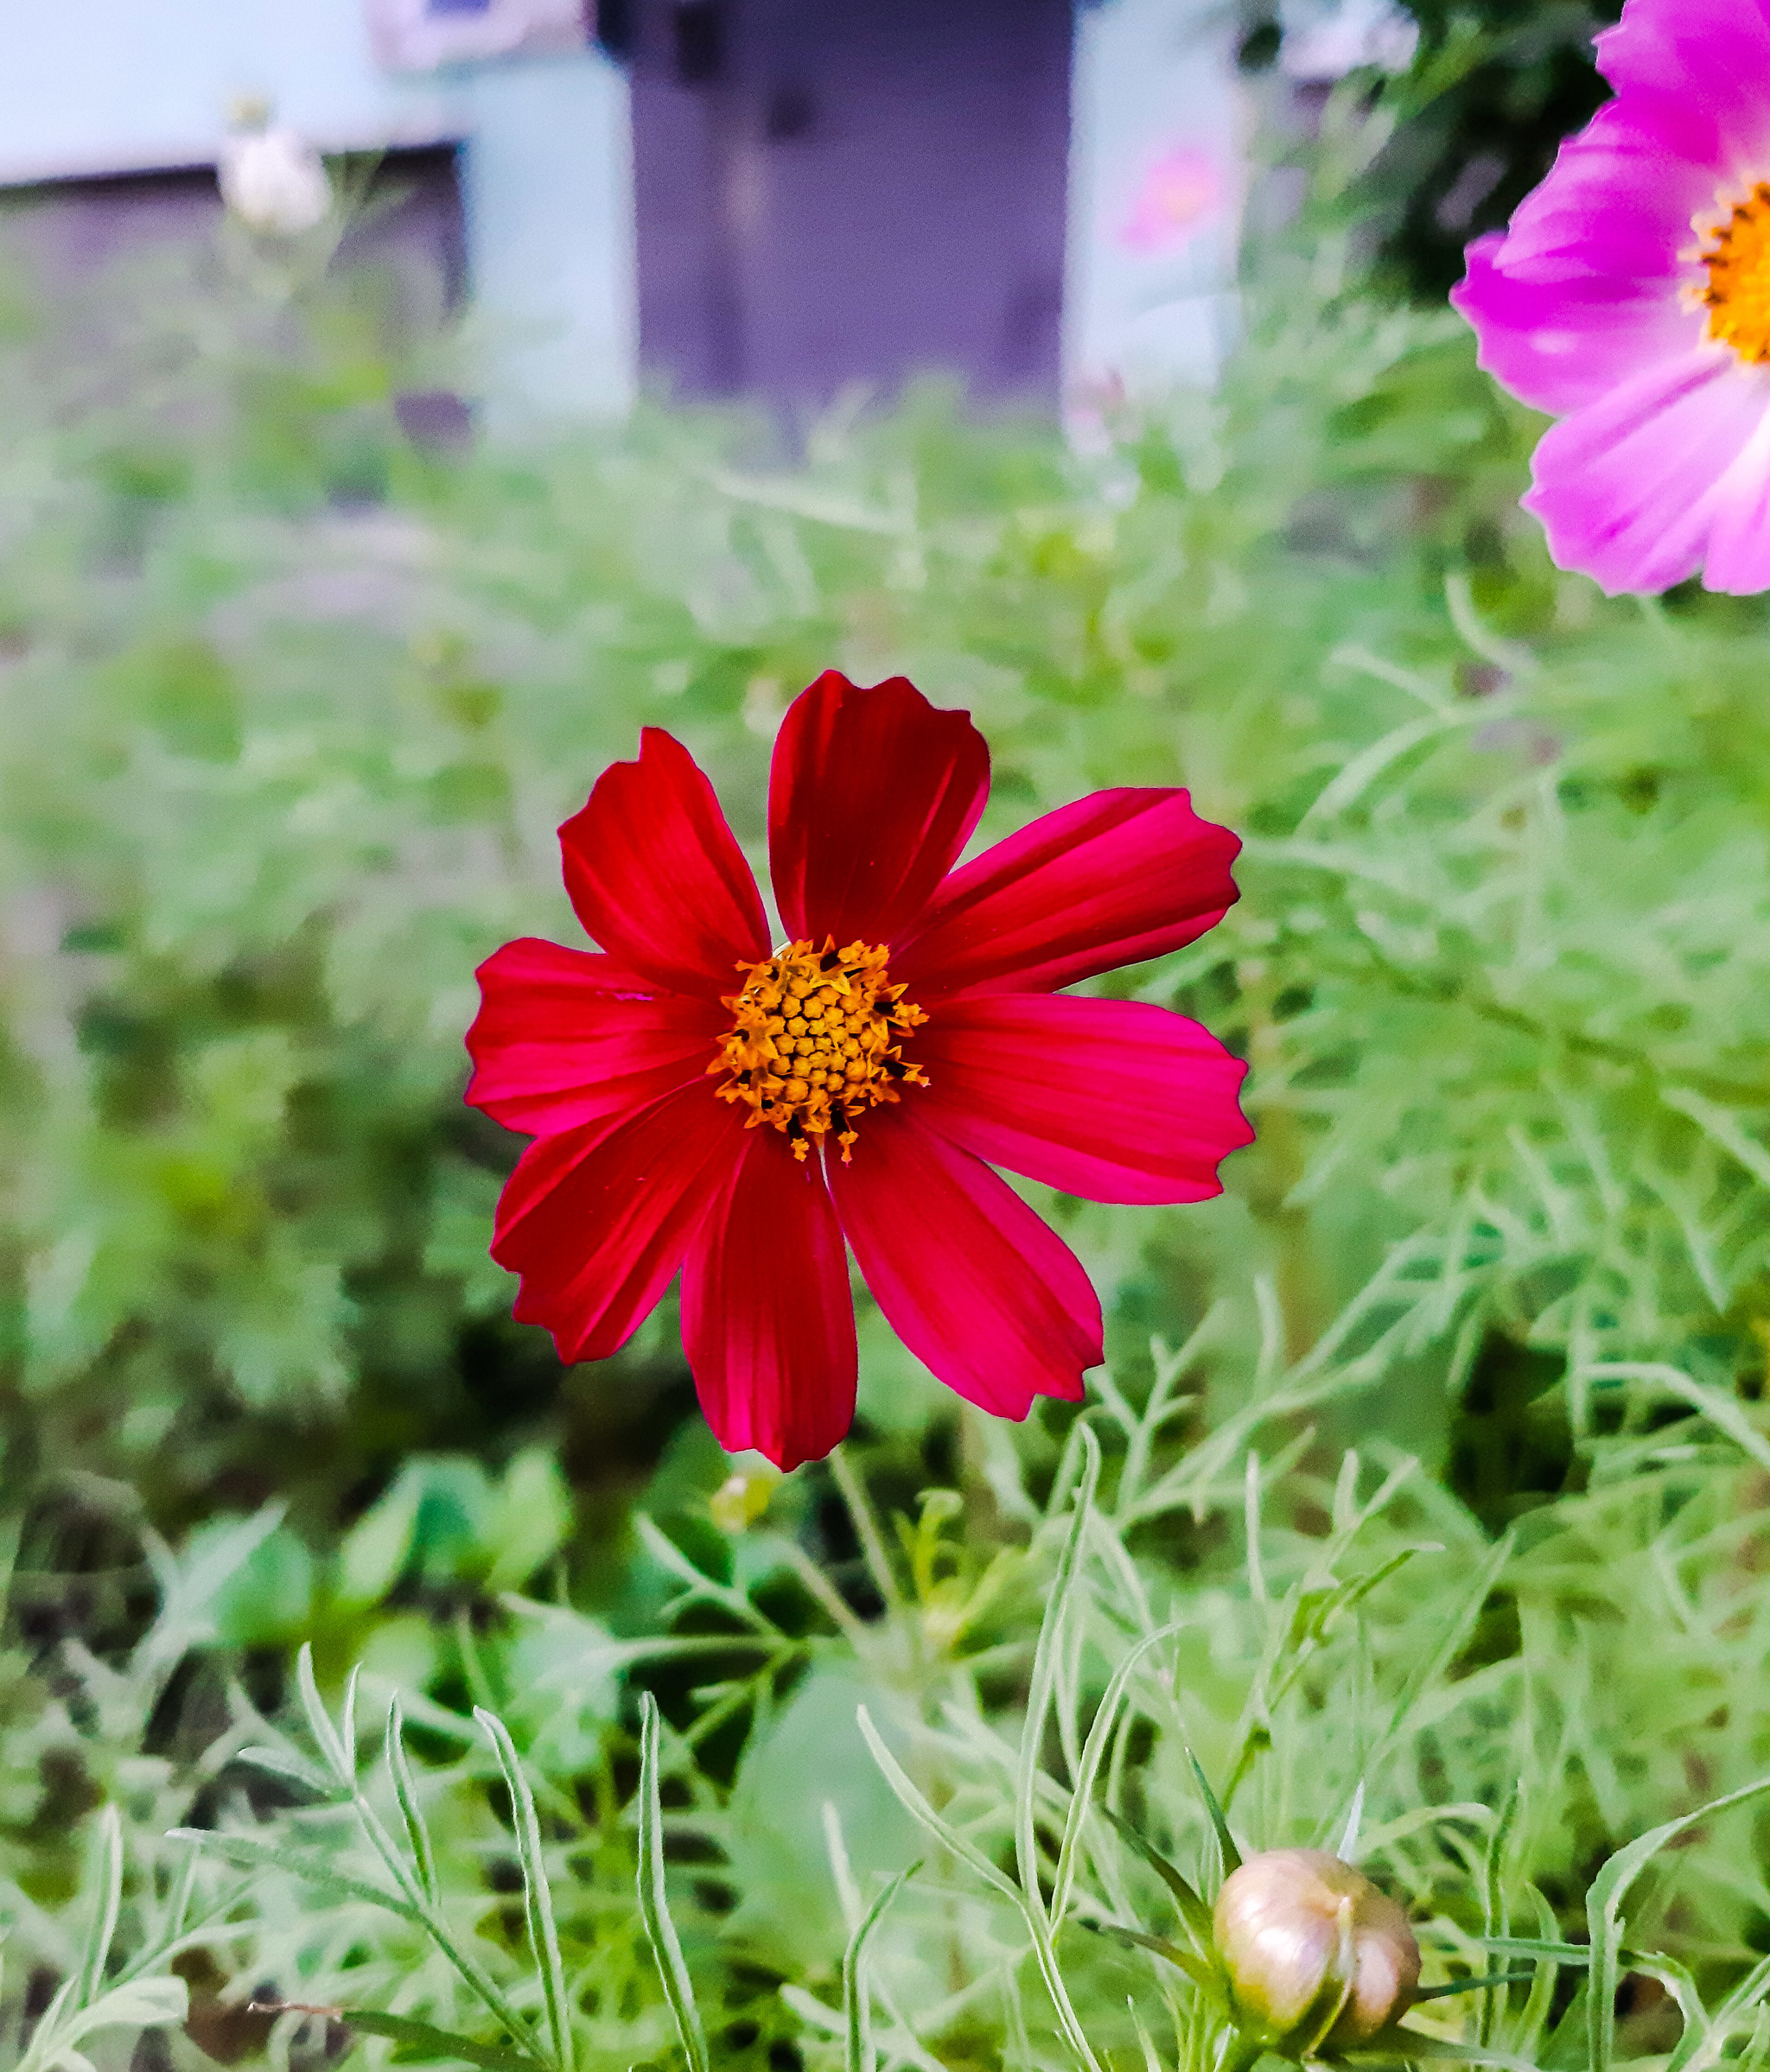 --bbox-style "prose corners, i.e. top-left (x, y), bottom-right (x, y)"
top-left (1121, 145), bottom-right (1222, 254)
top-left (1452, 0), bottom-right (1770, 594)
top-left (465, 671), bottom-right (1251, 1471)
